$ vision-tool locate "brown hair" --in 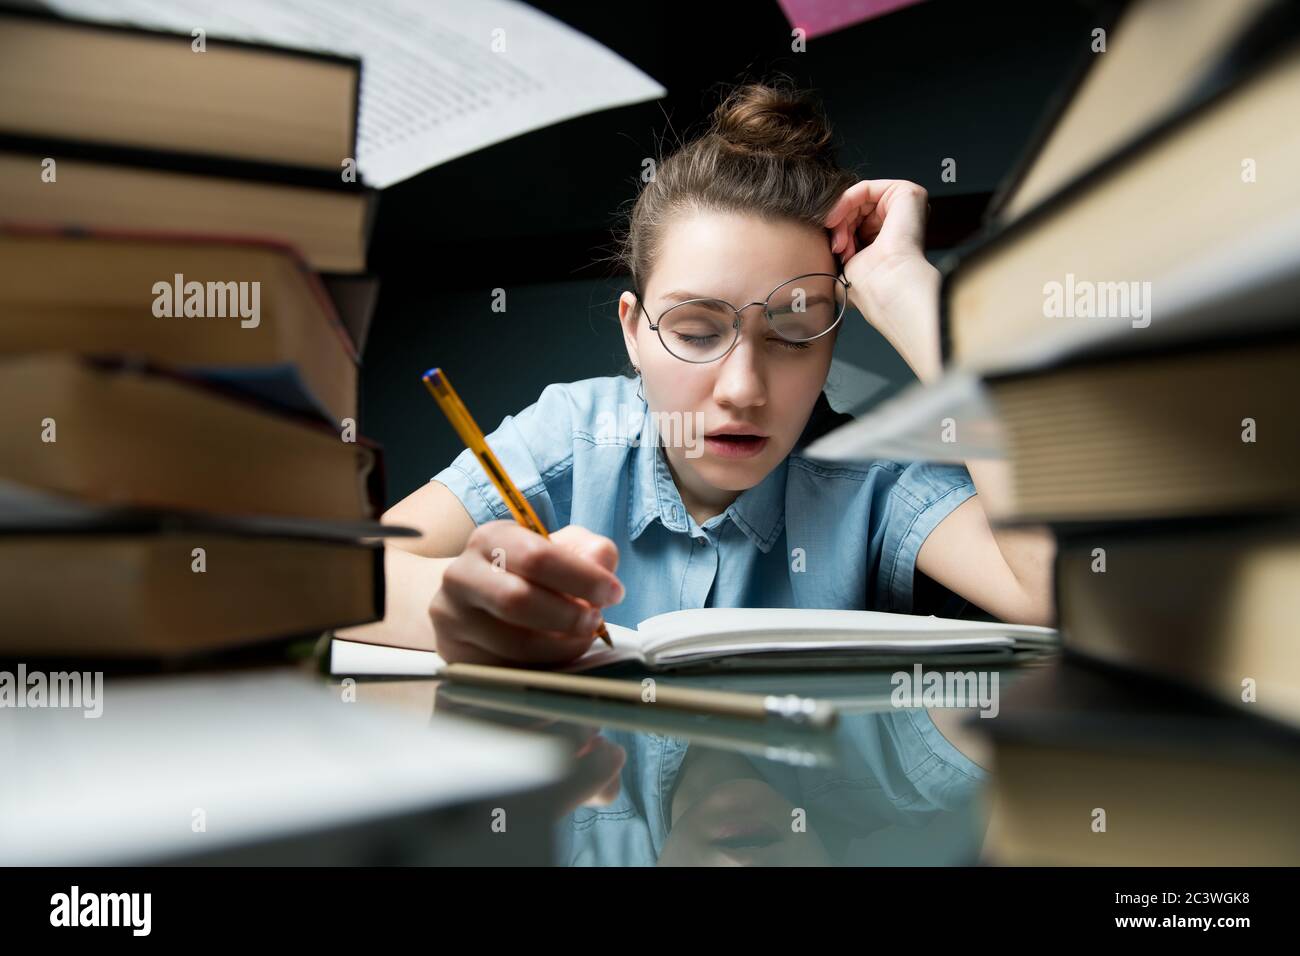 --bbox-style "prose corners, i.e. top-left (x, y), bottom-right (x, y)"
top-left (619, 81), bottom-right (858, 293)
